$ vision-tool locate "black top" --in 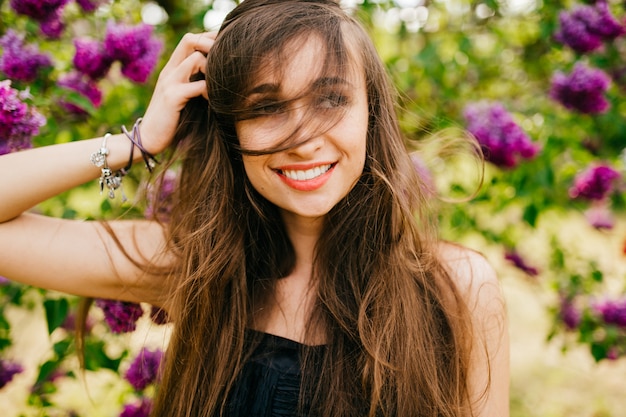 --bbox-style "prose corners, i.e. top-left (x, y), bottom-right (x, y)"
top-left (225, 330), bottom-right (325, 417)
